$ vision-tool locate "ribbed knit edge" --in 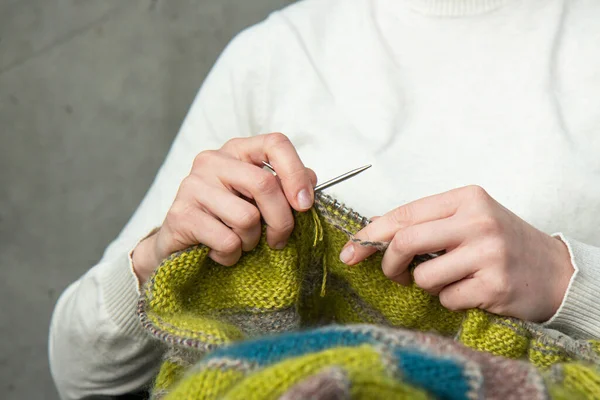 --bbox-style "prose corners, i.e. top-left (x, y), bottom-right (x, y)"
top-left (97, 250), bottom-right (148, 340)
top-left (408, 0), bottom-right (508, 16)
top-left (543, 233), bottom-right (600, 339)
